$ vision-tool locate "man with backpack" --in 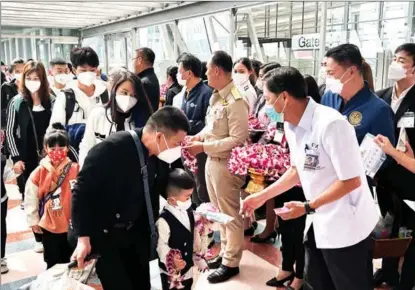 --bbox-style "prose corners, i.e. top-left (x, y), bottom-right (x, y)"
top-left (49, 47), bottom-right (108, 162)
